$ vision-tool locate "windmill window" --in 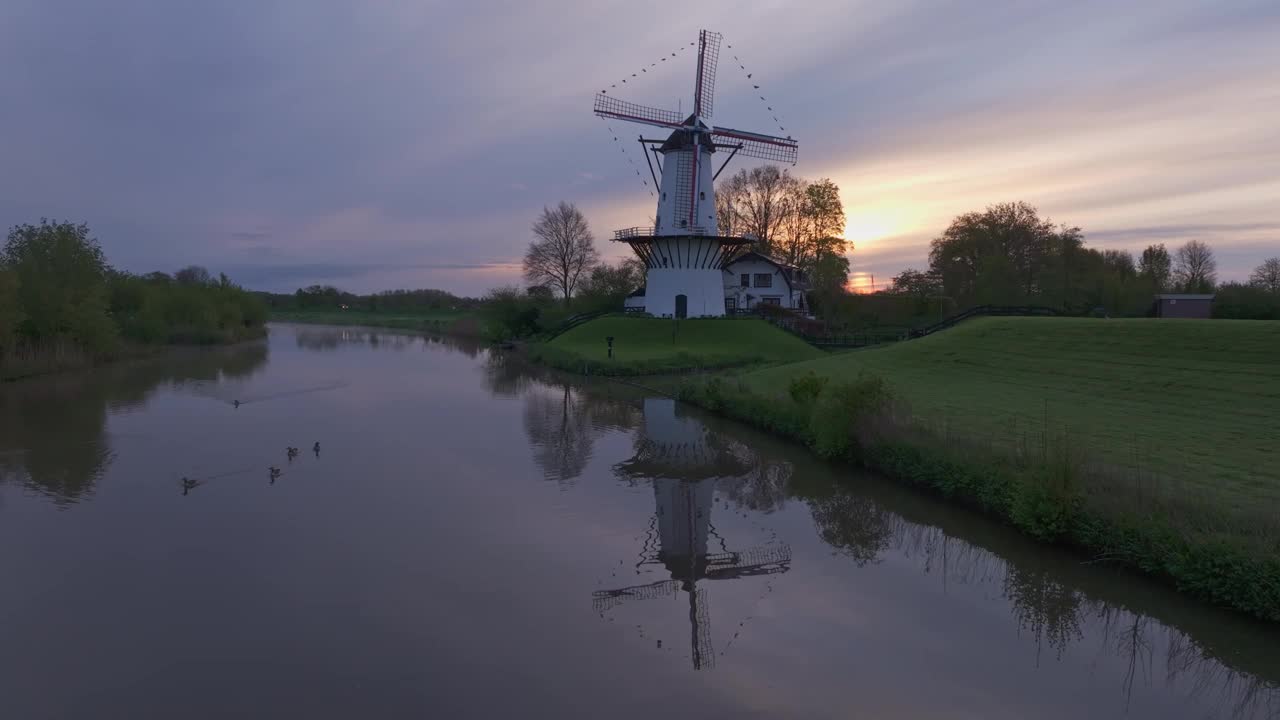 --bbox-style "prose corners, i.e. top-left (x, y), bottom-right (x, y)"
top-left (662, 192), bottom-right (666, 201)
top-left (699, 191), bottom-right (705, 201)
top-left (754, 273), bottom-right (773, 288)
